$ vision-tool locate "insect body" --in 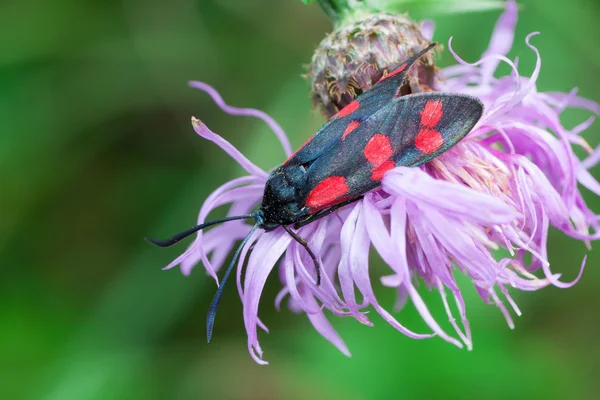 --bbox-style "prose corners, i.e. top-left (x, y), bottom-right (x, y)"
top-left (148, 42), bottom-right (484, 341)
